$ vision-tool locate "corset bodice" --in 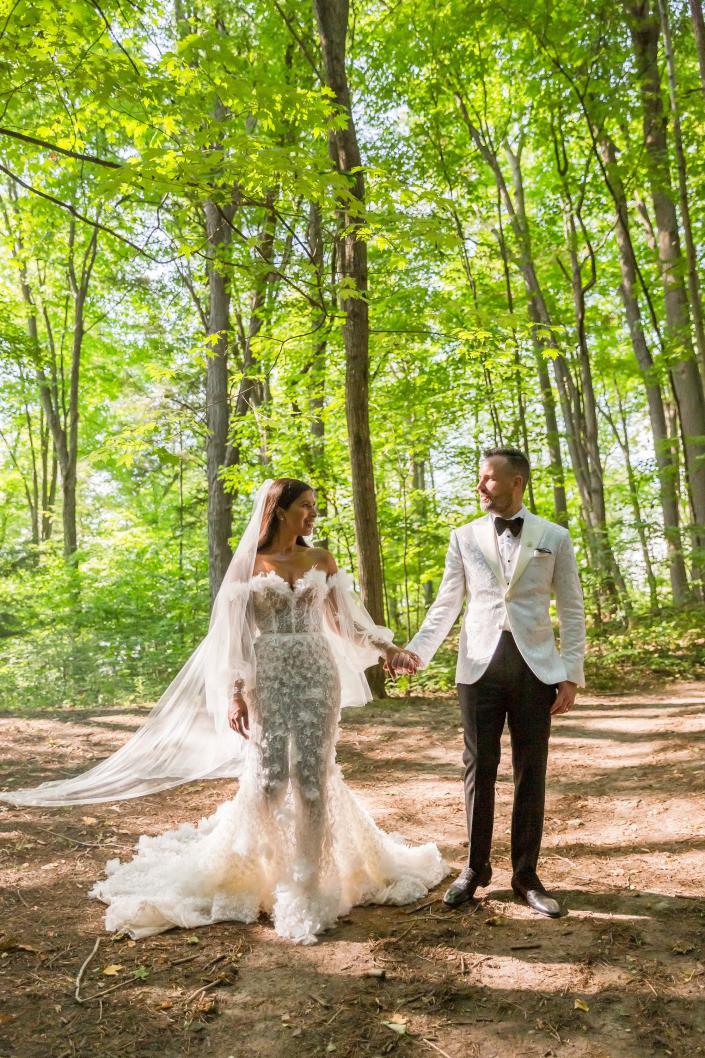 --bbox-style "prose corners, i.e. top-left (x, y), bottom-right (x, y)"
top-left (250, 569), bottom-right (329, 635)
